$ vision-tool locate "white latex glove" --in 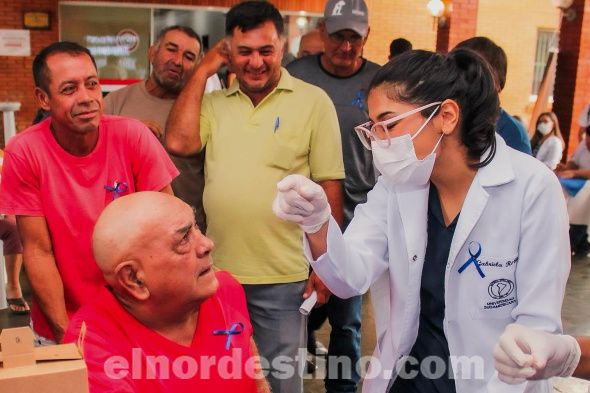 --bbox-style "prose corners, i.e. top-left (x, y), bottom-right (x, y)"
top-left (272, 174), bottom-right (331, 234)
top-left (493, 324), bottom-right (581, 384)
